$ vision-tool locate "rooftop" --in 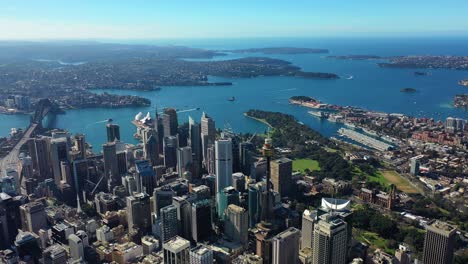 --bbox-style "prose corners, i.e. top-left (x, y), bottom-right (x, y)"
top-left (163, 236), bottom-right (190, 252)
